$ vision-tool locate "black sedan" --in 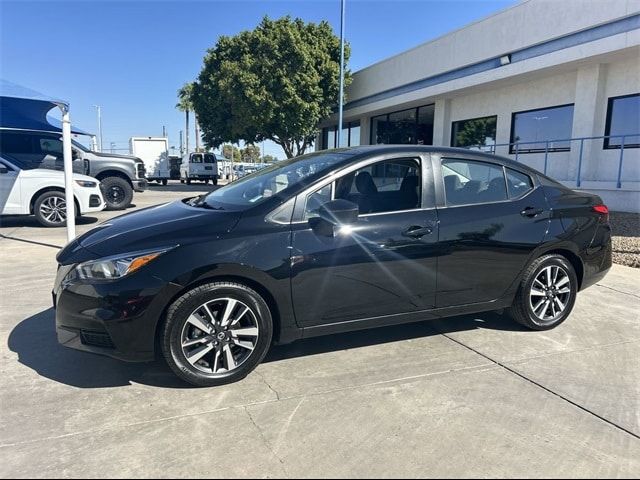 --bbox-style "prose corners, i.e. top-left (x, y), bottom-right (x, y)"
top-left (53, 146), bottom-right (612, 386)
